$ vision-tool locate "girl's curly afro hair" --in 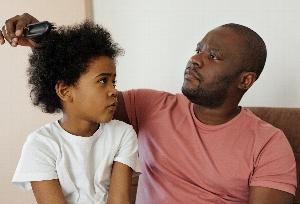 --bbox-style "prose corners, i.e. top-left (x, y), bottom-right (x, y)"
top-left (27, 21), bottom-right (123, 113)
